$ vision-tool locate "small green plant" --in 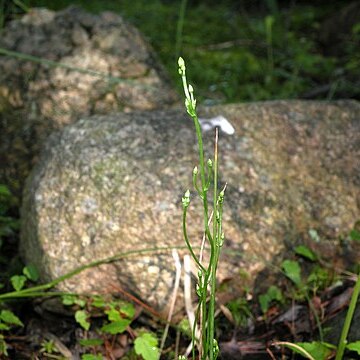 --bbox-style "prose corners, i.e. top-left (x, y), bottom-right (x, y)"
top-left (39, 339), bottom-right (67, 359)
top-left (274, 230), bottom-right (360, 360)
top-left (0, 308), bottom-right (23, 356)
top-left (280, 249), bottom-right (326, 342)
top-left (259, 285), bottom-right (284, 315)
top-left (134, 332), bottom-right (160, 360)
top-left (62, 294), bottom-right (160, 360)
top-left (226, 298), bottom-right (253, 329)
top-left (179, 57), bottom-right (226, 360)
